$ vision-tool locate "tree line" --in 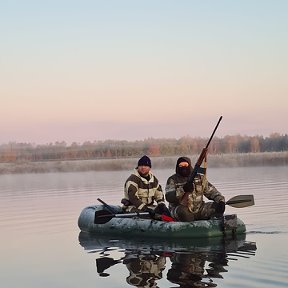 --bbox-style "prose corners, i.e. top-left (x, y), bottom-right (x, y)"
top-left (0, 133), bottom-right (287, 163)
